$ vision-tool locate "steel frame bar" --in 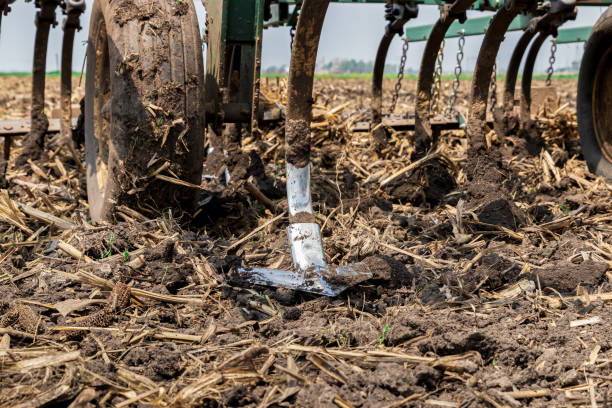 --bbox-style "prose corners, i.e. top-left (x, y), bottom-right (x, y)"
top-left (556, 25), bottom-right (591, 42)
top-left (406, 14), bottom-right (531, 41)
